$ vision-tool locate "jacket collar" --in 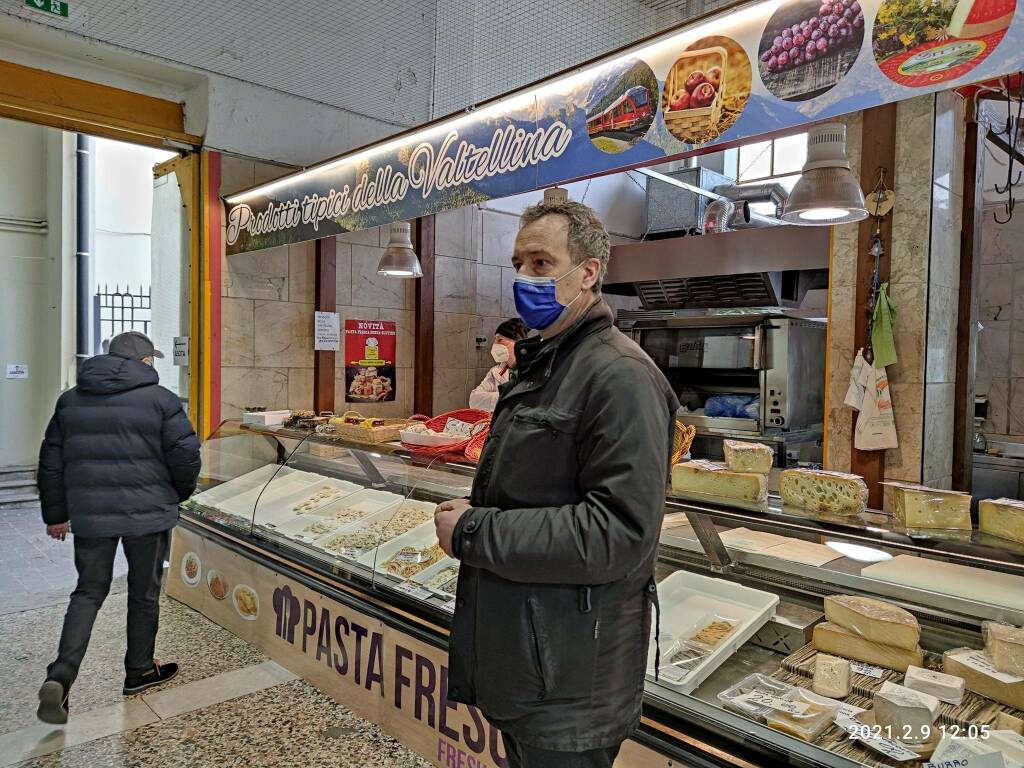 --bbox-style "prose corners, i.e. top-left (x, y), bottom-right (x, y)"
top-left (513, 299), bottom-right (613, 380)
